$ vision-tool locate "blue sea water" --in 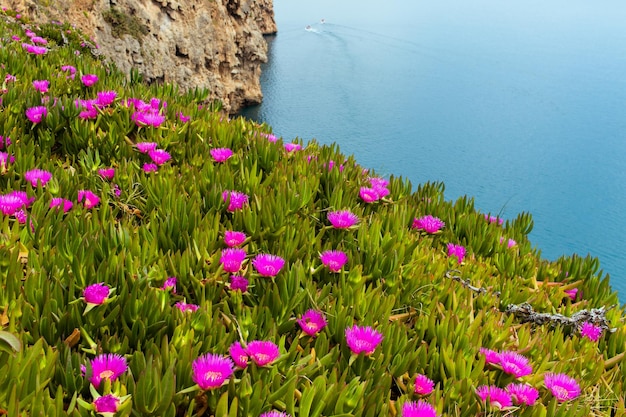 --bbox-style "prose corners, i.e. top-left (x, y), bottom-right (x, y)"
top-left (242, 0), bottom-right (626, 301)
